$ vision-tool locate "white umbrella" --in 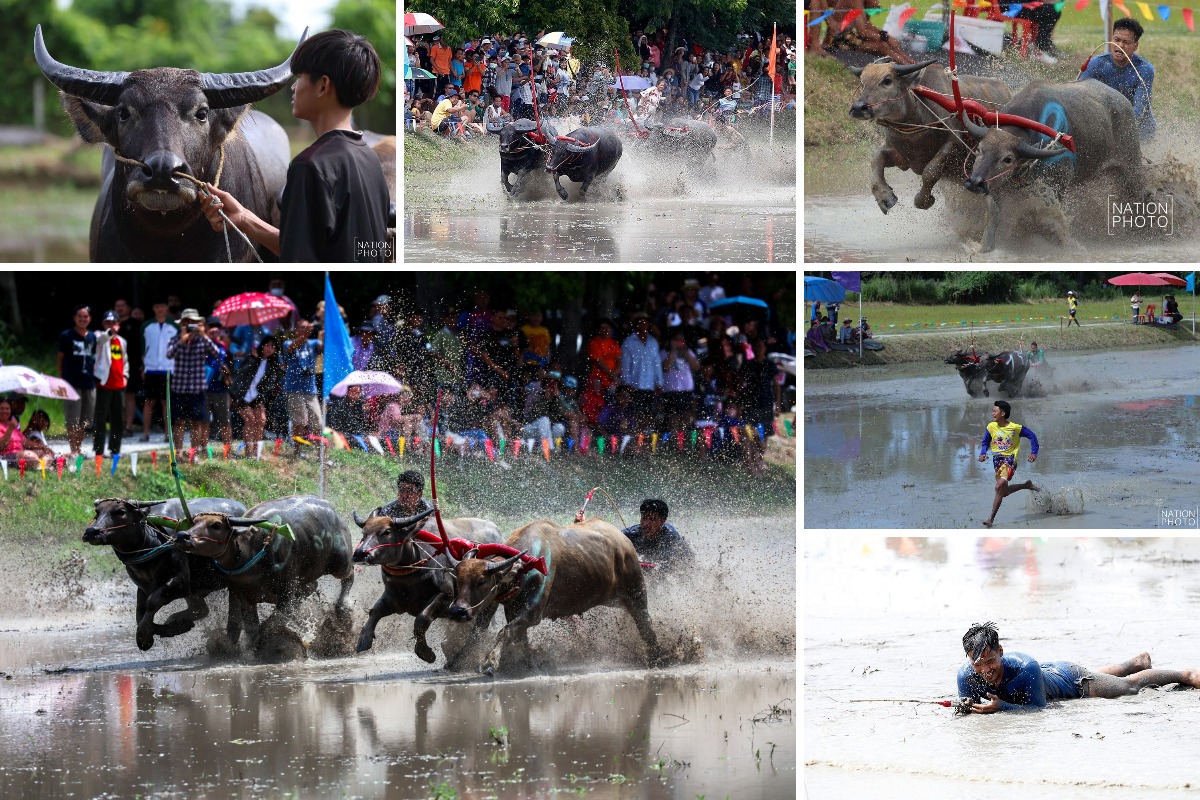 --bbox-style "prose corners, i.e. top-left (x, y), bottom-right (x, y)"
top-left (404, 36), bottom-right (414, 48)
top-left (537, 32), bottom-right (574, 50)
top-left (330, 370), bottom-right (406, 399)
top-left (611, 75), bottom-right (652, 92)
top-left (403, 12), bottom-right (444, 35)
top-left (0, 365), bottom-right (80, 400)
